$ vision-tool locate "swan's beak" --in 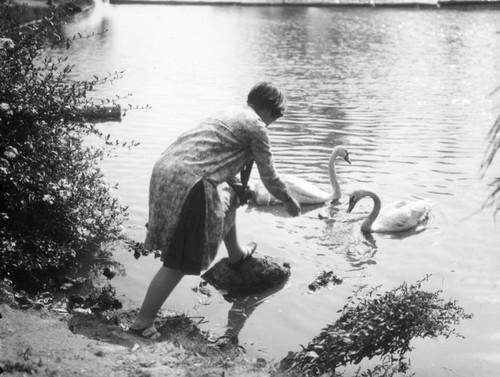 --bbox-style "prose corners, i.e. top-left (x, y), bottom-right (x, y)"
top-left (344, 152), bottom-right (351, 165)
top-left (347, 199), bottom-right (355, 213)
